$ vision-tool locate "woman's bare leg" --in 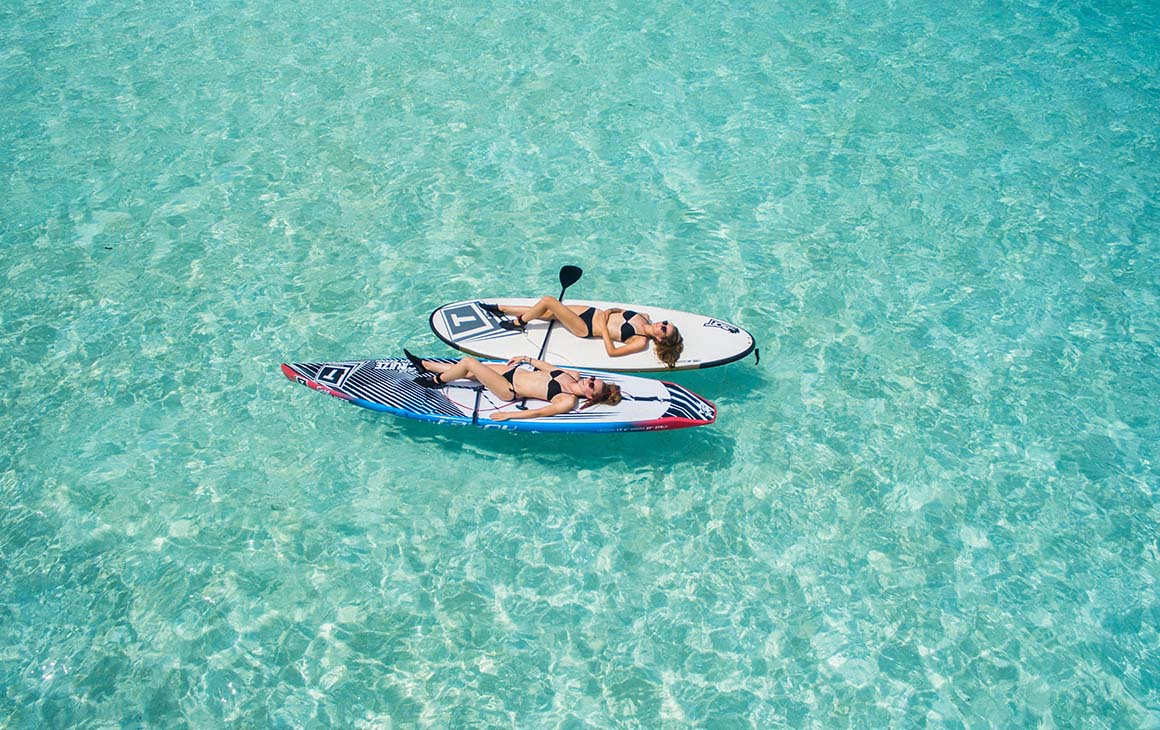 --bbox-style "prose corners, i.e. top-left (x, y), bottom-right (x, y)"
top-left (504, 296), bottom-right (591, 337)
top-left (420, 356), bottom-right (516, 399)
